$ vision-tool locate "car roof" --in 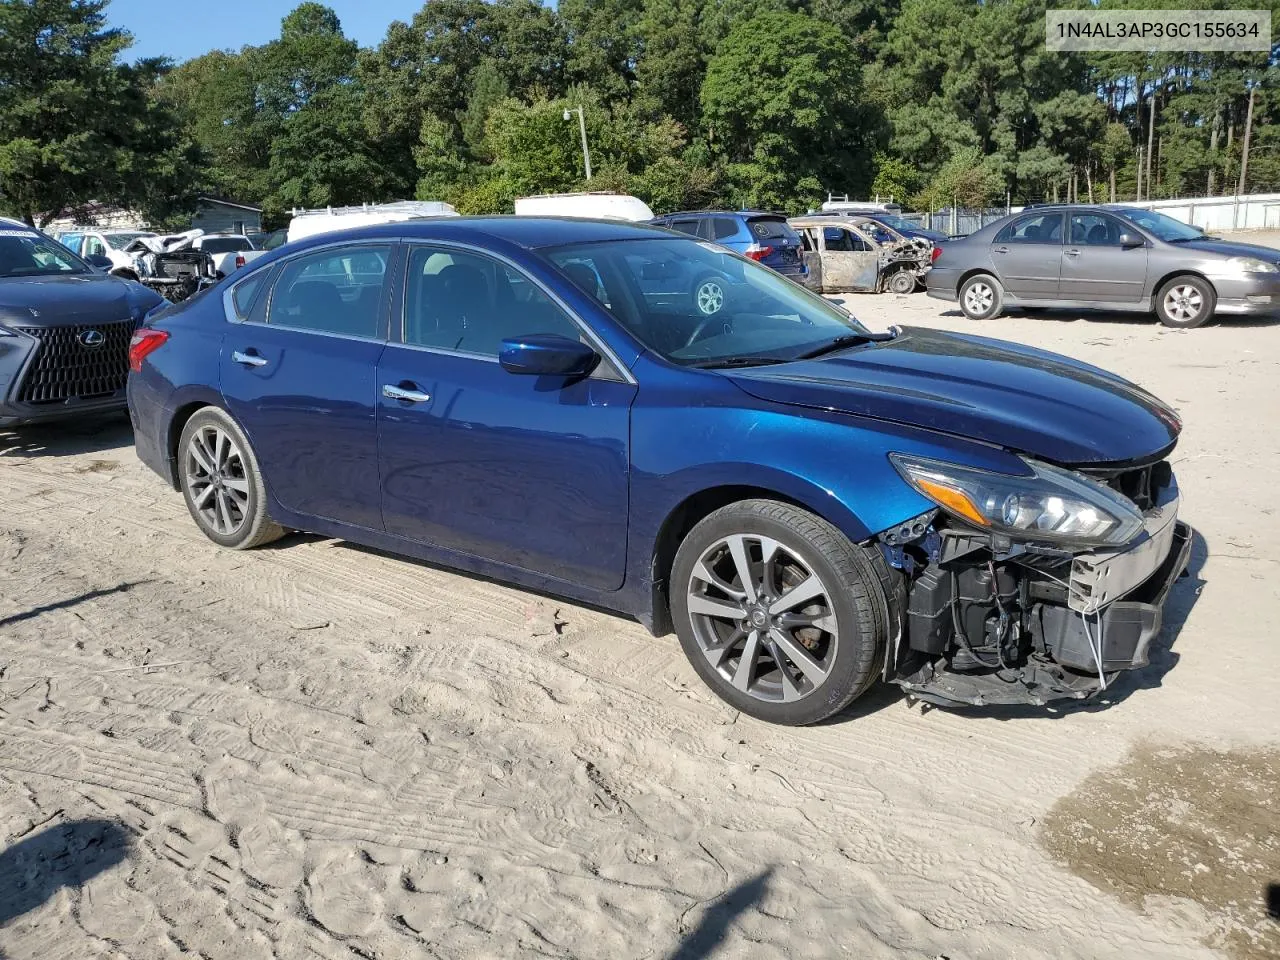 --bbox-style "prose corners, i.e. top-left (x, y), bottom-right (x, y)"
top-left (654, 210), bottom-right (786, 220)
top-left (284, 215), bottom-right (674, 253)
